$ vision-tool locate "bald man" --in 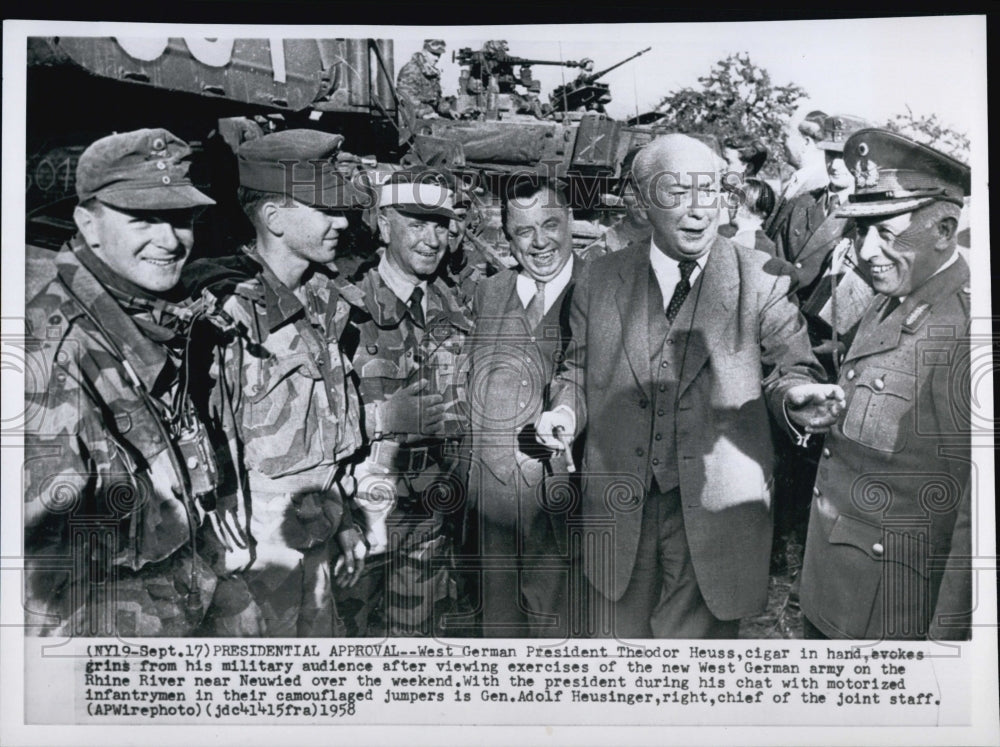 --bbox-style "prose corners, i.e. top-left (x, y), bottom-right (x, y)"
top-left (537, 134), bottom-right (843, 638)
